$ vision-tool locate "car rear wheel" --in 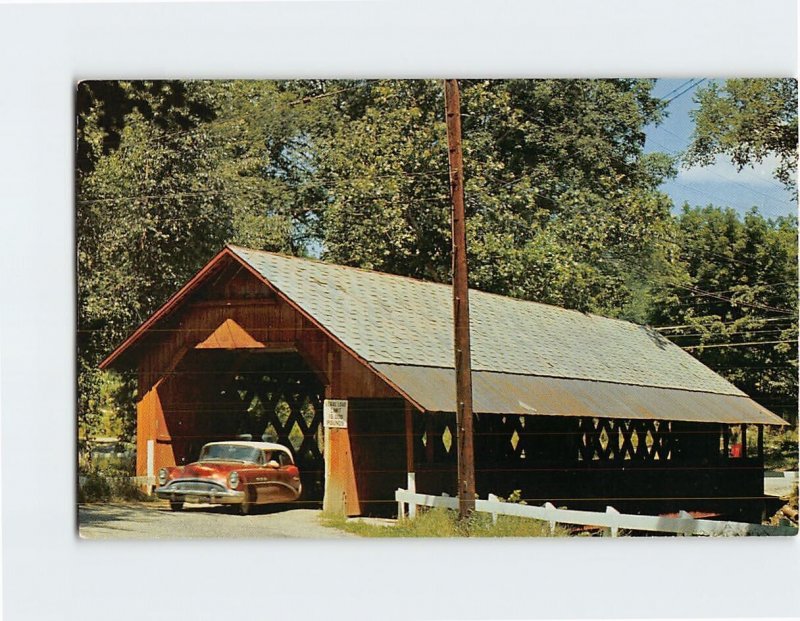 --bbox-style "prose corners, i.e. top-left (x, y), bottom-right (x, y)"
top-left (170, 501), bottom-right (184, 512)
